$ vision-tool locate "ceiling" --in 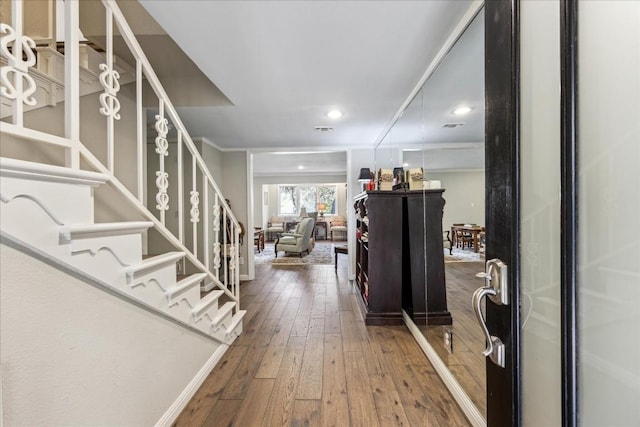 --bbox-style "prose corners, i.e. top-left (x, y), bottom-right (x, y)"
top-left (137, 0), bottom-right (478, 152)
top-left (253, 151), bottom-right (347, 177)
